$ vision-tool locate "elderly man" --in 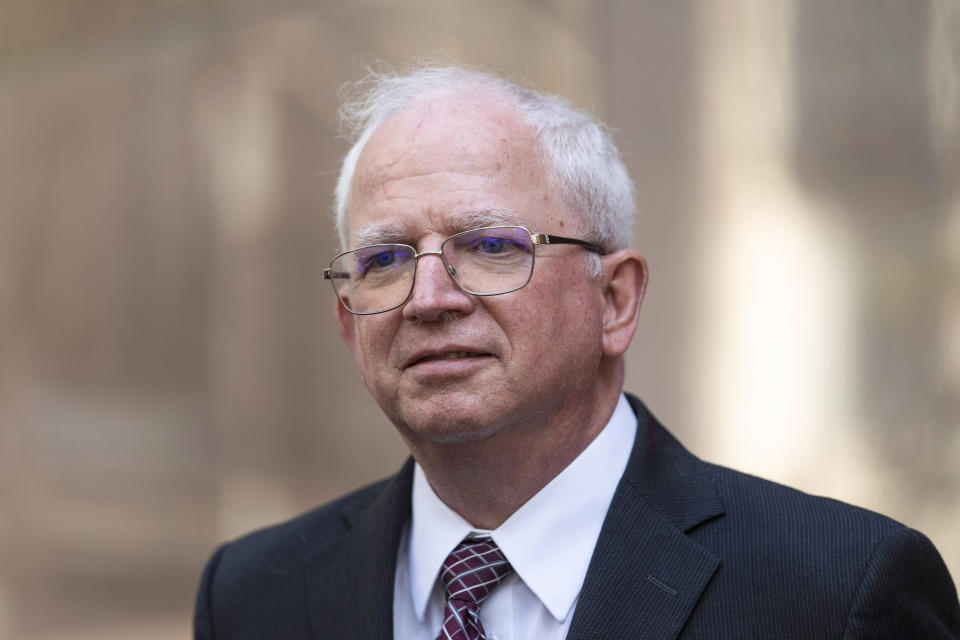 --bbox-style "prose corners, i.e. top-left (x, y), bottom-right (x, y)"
top-left (195, 66), bottom-right (959, 639)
